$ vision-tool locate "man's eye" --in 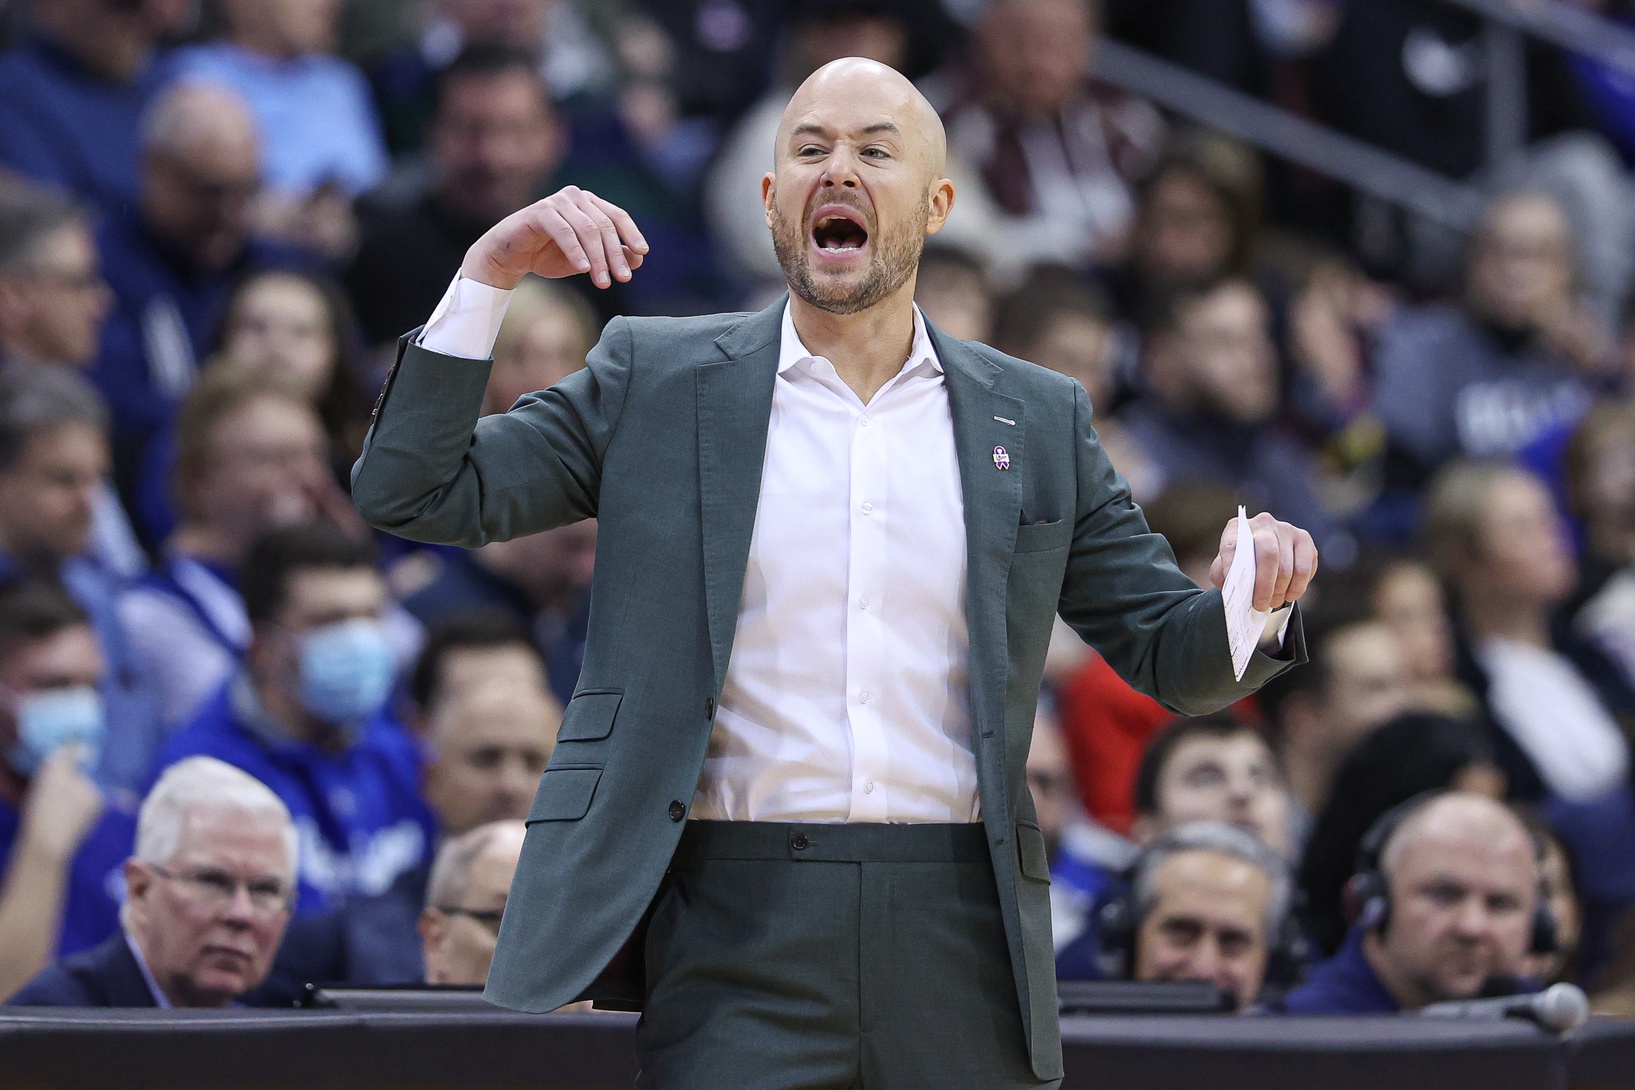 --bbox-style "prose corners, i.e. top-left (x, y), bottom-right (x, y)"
top-left (198, 871), bottom-right (237, 896)
top-left (862, 147), bottom-right (889, 159)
